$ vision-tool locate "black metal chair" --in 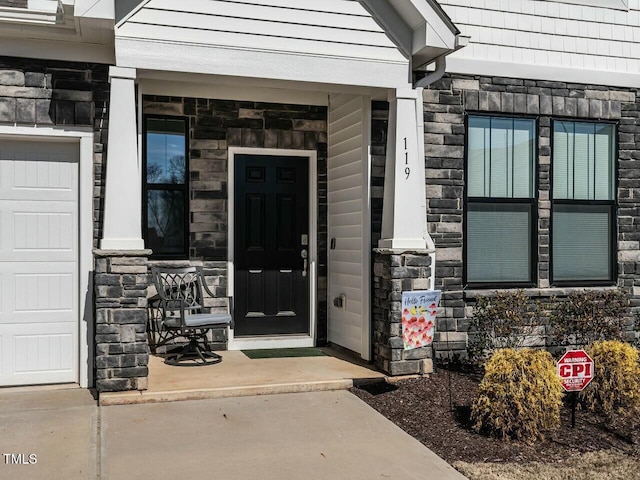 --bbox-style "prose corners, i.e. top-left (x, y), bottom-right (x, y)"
top-left (151, 266), bottom-right (232, 366)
